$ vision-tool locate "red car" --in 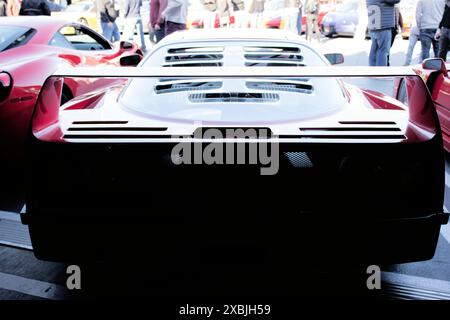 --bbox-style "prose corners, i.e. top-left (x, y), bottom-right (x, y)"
top-left (0, 17), bottom-right (143, 172)
top-left (395, 58), bottom-right (450, 153)
top-left (265, 12), bottom-right (327, 33)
